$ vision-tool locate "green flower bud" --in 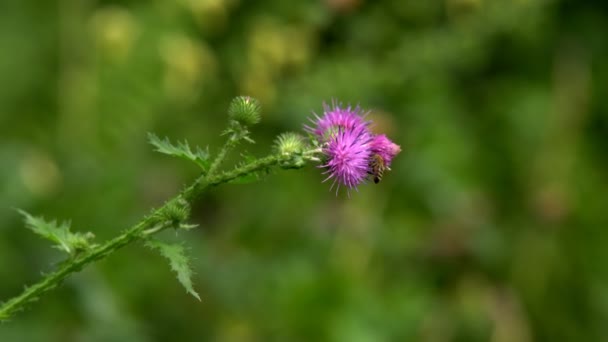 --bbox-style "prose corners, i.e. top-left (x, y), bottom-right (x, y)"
top-left (161, 198), bottom-right (190, 224)
top-left (227, 96), bottom-right (261, 125)
top-left (274, 132), bottom-right (305, 155)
